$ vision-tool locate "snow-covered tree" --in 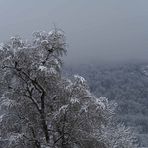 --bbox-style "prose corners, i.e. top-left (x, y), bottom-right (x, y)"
top-left (0, 29), bottom-right (137, 148)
